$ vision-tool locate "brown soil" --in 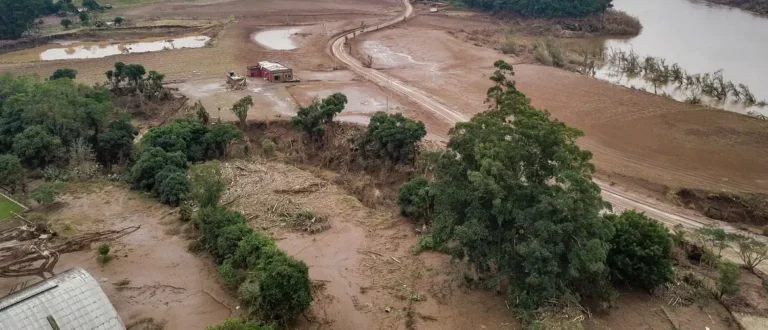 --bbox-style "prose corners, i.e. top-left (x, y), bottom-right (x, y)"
top-left (353, 13), bottom-right (768, 200)
top-left (0, 184), bottom-right (238, 329)
top-left (673, 188), bottom-right (768, 227)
